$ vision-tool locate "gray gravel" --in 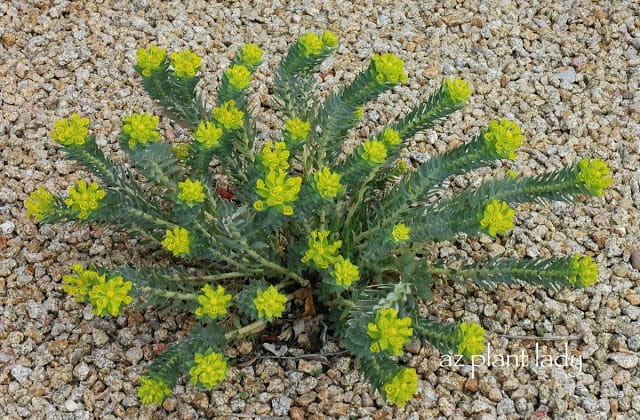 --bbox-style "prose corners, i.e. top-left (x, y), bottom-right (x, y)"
top-left (1, 0), bottom-right (640, 419)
